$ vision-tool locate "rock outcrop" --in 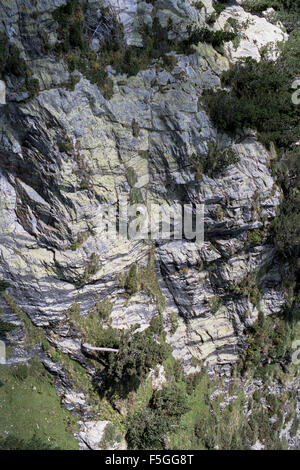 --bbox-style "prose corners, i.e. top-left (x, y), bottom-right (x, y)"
top-left (0, 0), bottom-right (297, 450)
